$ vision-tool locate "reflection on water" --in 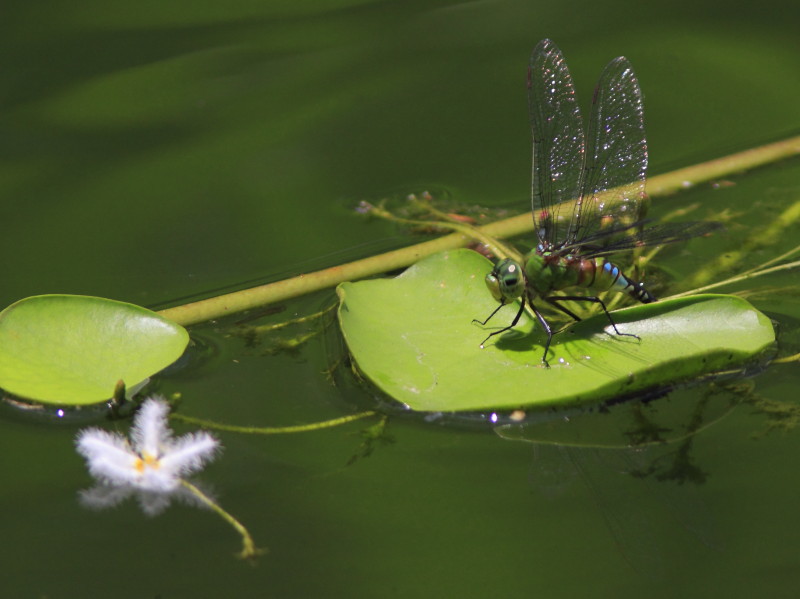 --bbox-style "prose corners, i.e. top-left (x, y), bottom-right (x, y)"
top-left (527, 442), bottom-right (723, 579)
top-left (496, 386), bottom-right (736, 577)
